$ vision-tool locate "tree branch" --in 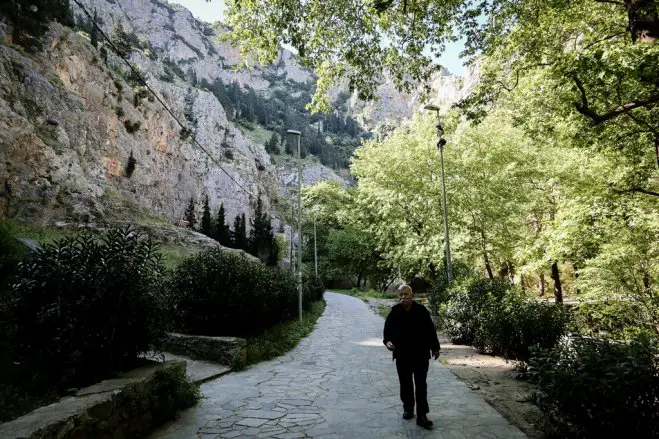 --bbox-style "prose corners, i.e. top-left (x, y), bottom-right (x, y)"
top-left (573, 75), bottom-right (659, 125)
top-left (593, 0), bottom-right (625, 6)
top-left (629, 187), bottom-right (659, 197)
